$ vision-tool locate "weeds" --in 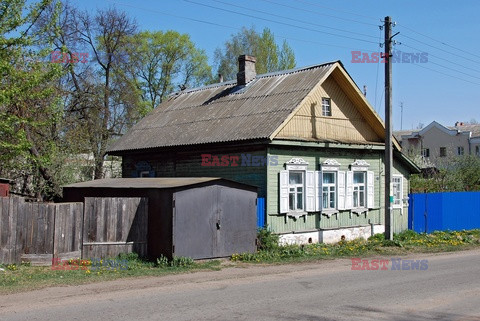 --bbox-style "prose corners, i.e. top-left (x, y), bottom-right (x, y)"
top-left (231, 229), bottom-right (480, 263)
